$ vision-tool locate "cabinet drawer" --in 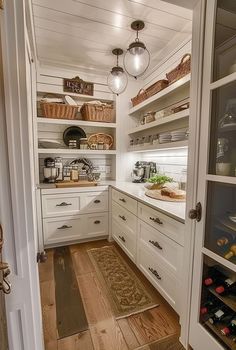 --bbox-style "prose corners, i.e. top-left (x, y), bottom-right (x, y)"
top-left (138, 203), bottom-right (185, 246)
top-left (86, 213), bottom-right (108, 238)
top-left (43, 216), bottom-right (84, 245)
top-left (112, 189), bottom-right (137, 215)
top-left (137, 245), bottom-right (178, 311)
top-left (112, 201), bottom-right (137, 233)
top-left (42, 194), bottom-right (81, 218)
top-left (112, 218), bottom-right (136, 262)
top-left (80, 191), bottom-right (108, 214)
top-left (138, 220), bottom-right (183, 275)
